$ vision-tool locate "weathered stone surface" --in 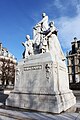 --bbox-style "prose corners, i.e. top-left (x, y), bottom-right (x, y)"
top-left (6, 52), bottom-right (76, 113)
